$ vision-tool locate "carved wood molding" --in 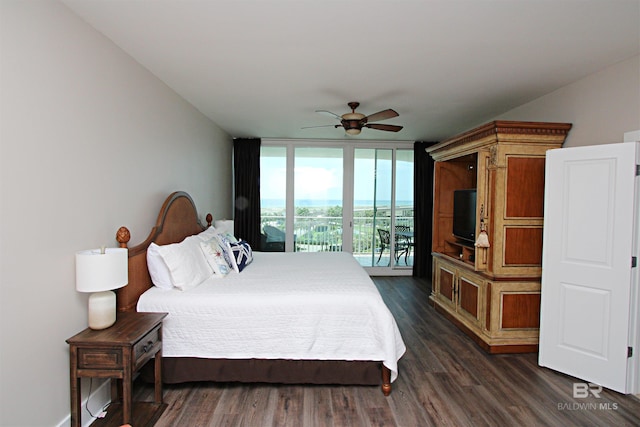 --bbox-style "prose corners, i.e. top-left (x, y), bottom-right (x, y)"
top-left (489, 146), bottom-right (498, 167)
top-left (457, 121), bottom-right (572, 144)
top-left (427, 121), bottom-right (573, 159)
